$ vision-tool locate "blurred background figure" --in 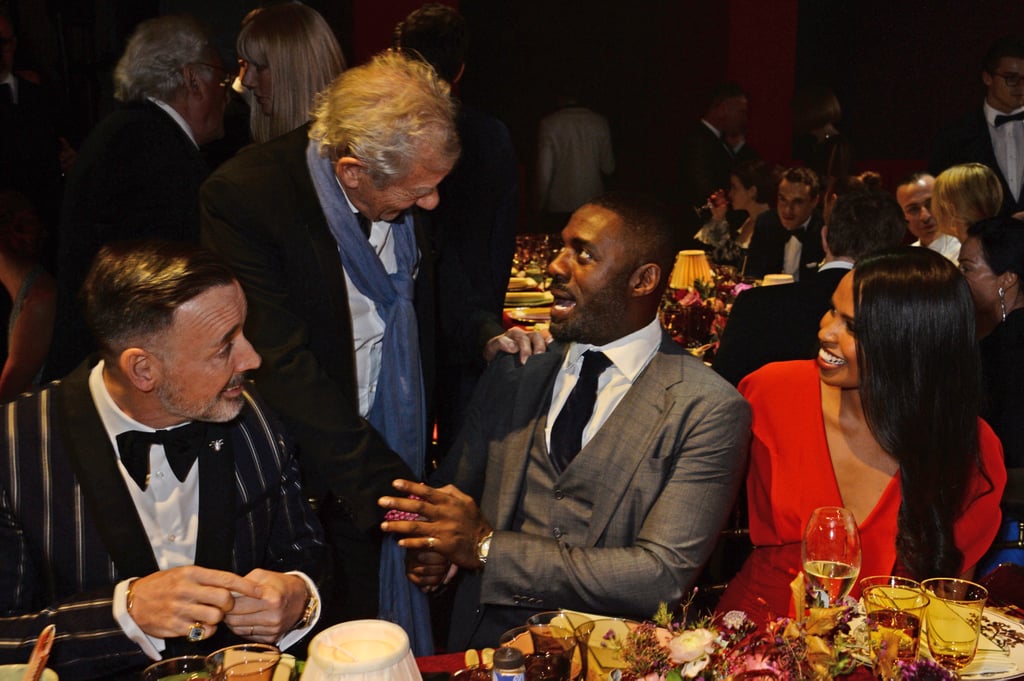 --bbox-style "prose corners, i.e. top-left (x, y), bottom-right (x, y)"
top-left (394, 2), bottom-right (518, 463)
top-left (959, 215), bottom-right (1024, 572)
top-left (534, 85), bottom-right (615, 233)
top-left (237, 2), bottom-right (346, 145)
top-left (0, 11), bottom-right (70, 267)
top-left (895, 172), bottom-right (962, 262)
top-left (0, 191), bottom-right (54, 402)
top-left (933, 162), bottom-right (1004, 243)
top-left (694, 159), bottom-right (778, 269)
top-left (931, 34), bottom-right (1024, 217)
top-left (46, 14), bottom-right (228, 381)
top-left (679, 82), bottom-right (759, 237)
top-left (821, 170), bottom-right (882, 224)
top-left (791, 84), bottom-right (853, 186)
